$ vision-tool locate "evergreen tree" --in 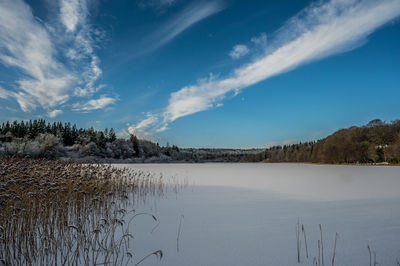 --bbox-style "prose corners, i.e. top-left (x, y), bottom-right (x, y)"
top-left (98, 132), bottom-right (106, 148)
top-left (130, 134), bottom-right (140, 157)
top-left (109, 128), bottom-right (116, 142)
